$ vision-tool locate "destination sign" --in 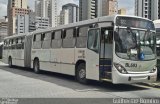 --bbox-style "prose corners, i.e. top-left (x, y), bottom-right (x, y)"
top-left (116, 16), bottom-right (155, 30)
